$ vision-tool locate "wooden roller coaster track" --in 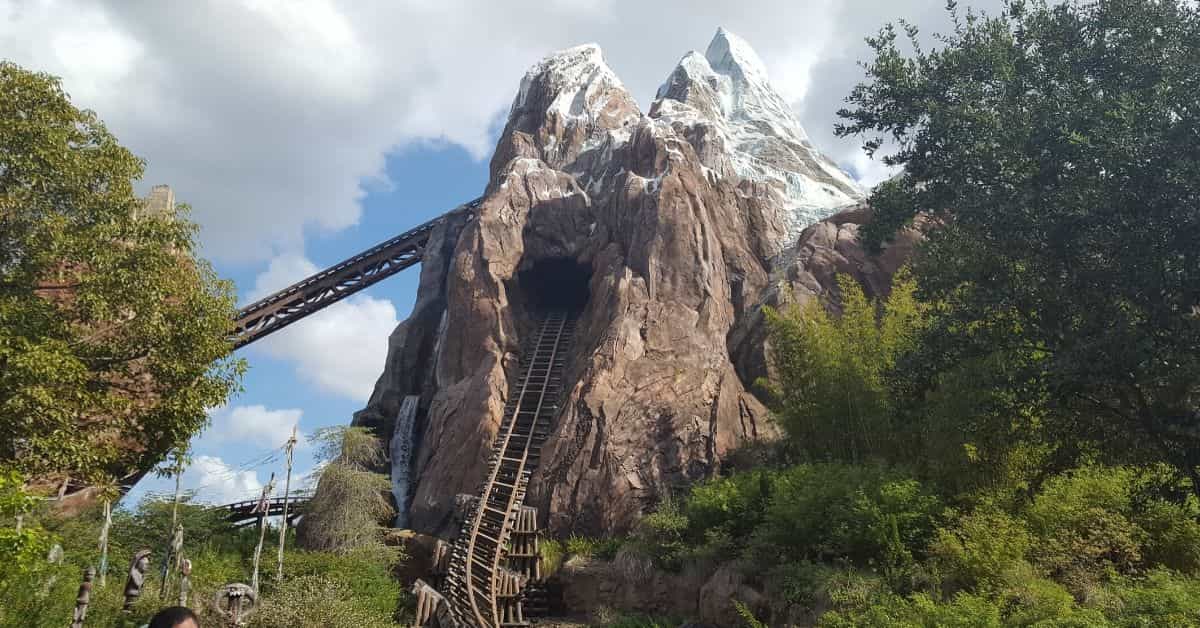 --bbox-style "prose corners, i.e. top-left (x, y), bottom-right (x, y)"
top-left (443, 311), bottom-right (576, 628)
